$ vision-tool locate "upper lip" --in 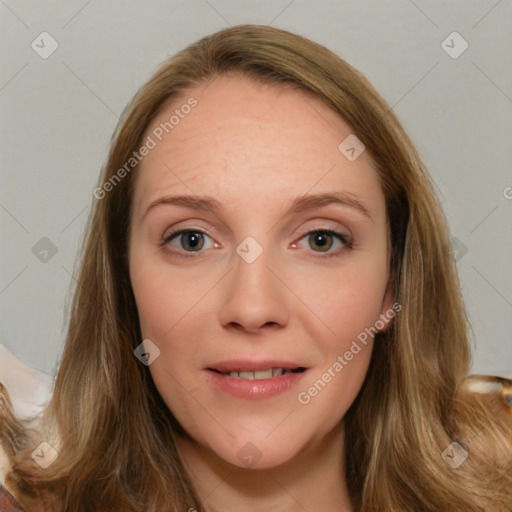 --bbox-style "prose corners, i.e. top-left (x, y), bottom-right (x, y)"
top-left (206, 359), bottom-right (307, 373)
